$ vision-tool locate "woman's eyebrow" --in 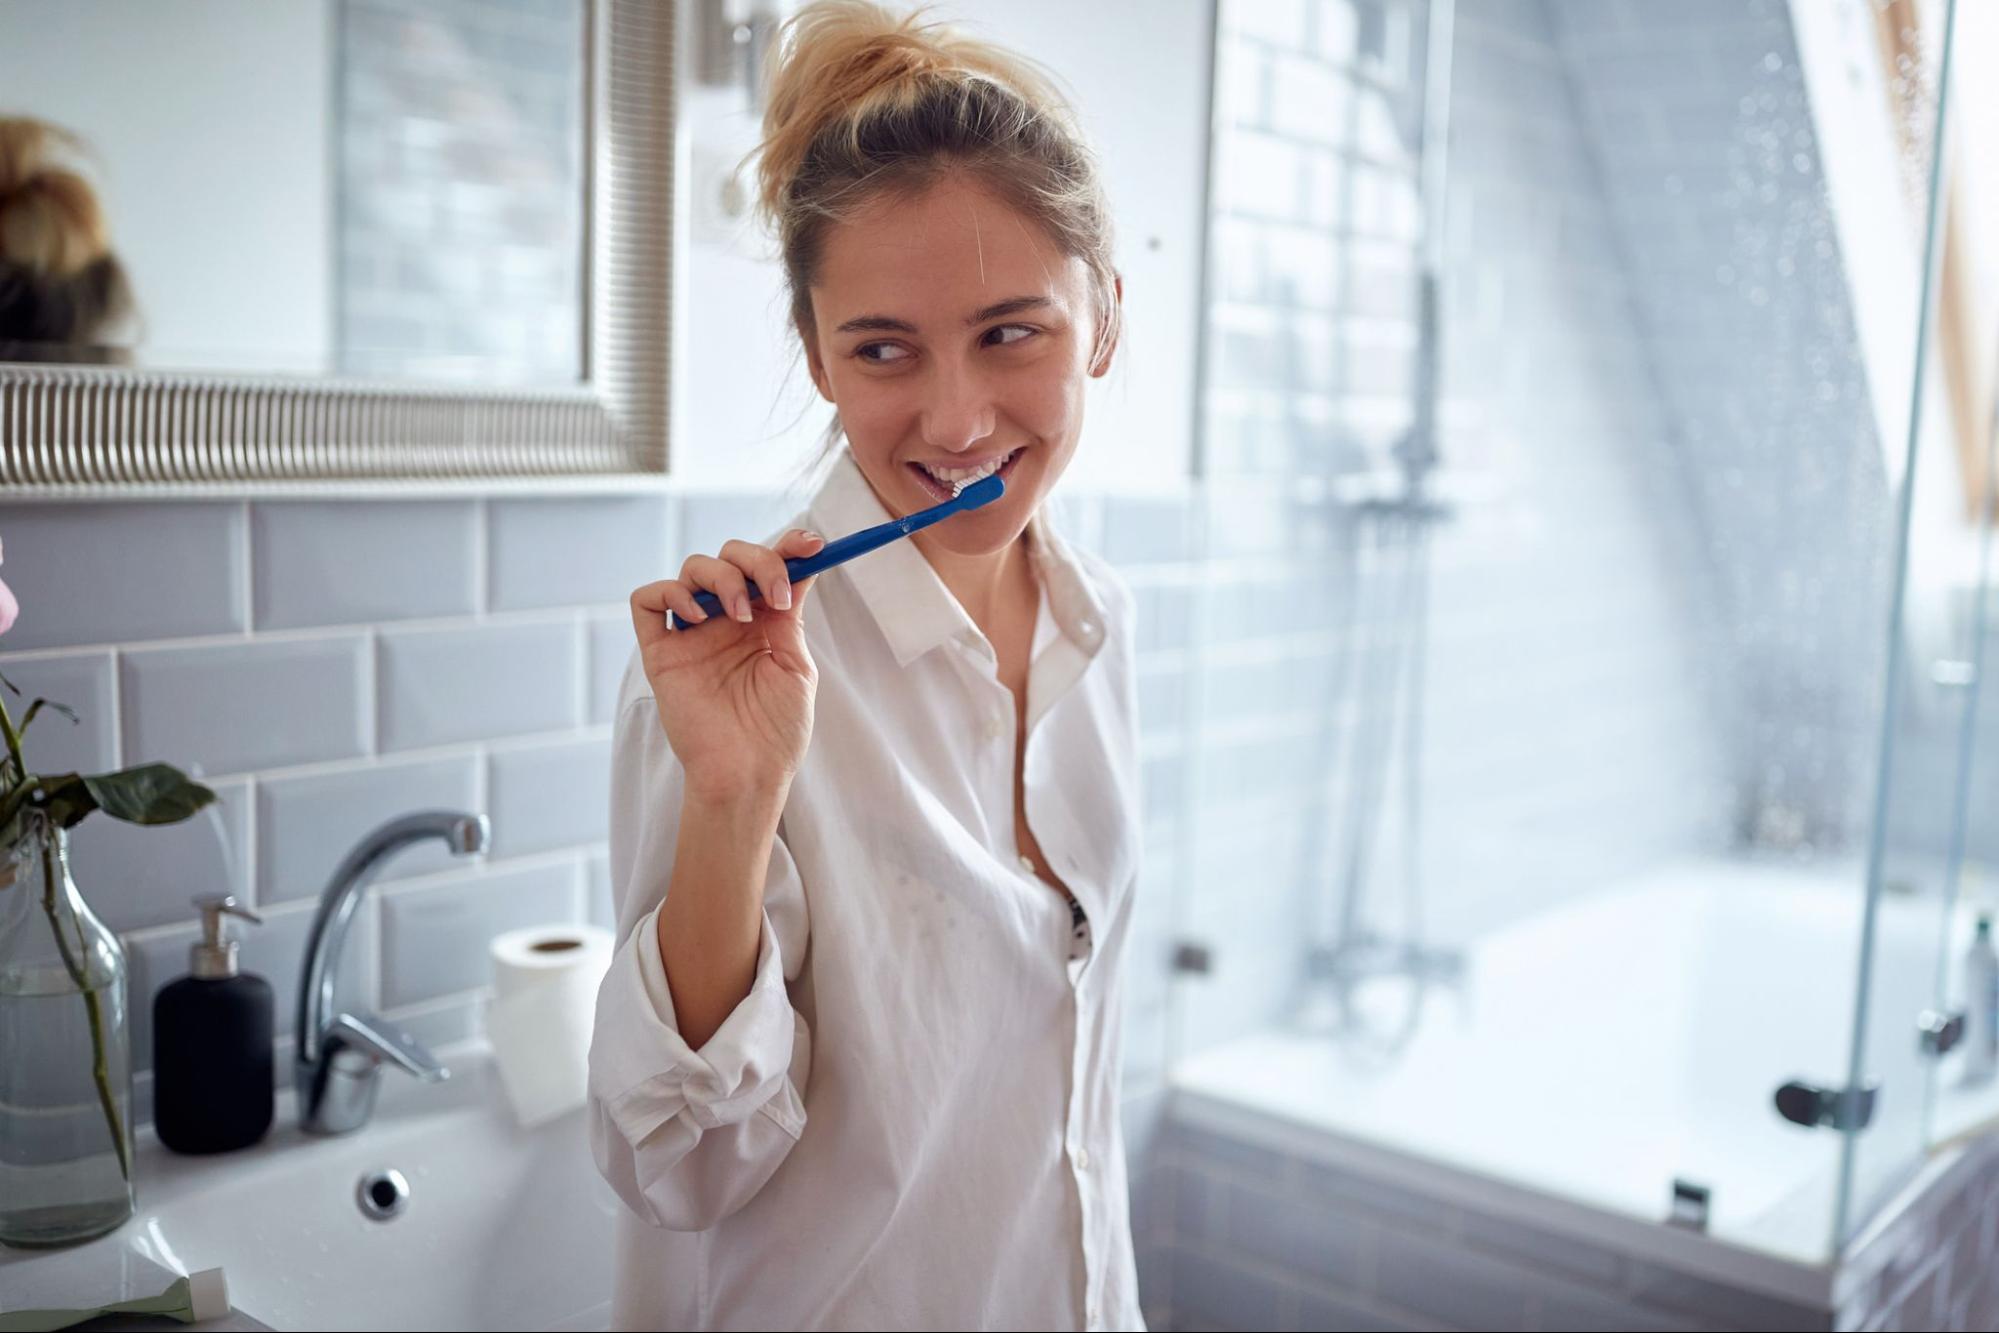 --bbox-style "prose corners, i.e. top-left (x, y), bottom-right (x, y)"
top-left (832, 296), bottom-right (1052, 336)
